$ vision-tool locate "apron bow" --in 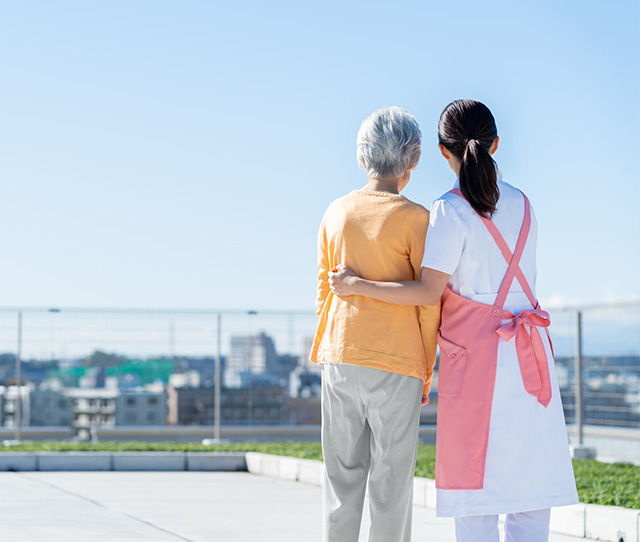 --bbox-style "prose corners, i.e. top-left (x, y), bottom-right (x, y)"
top-left (496, 308), bottom-right (552, 407)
